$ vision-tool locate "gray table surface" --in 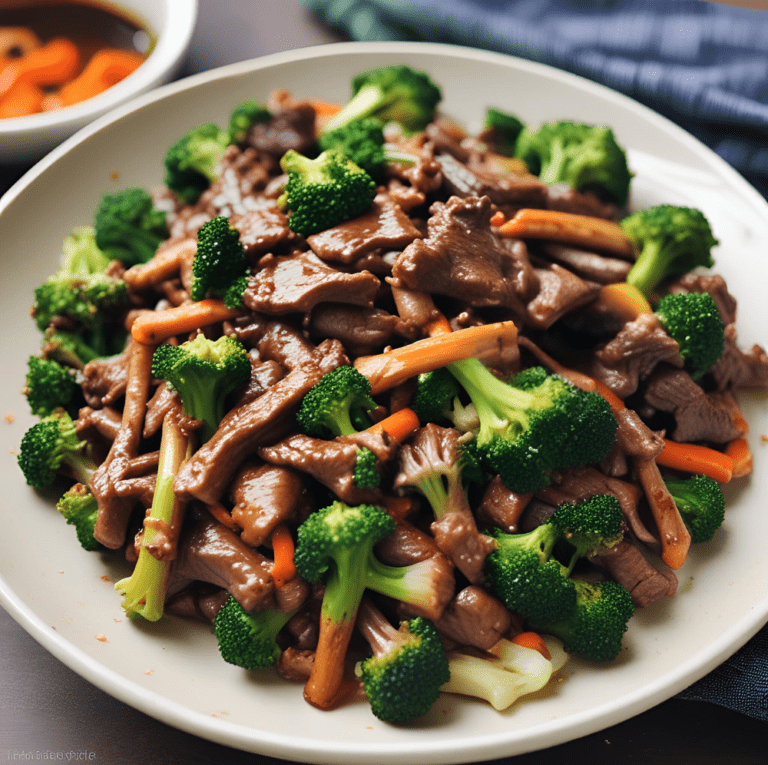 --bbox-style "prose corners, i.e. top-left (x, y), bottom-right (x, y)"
top-left (2, 2), bottom-right (767, 763)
